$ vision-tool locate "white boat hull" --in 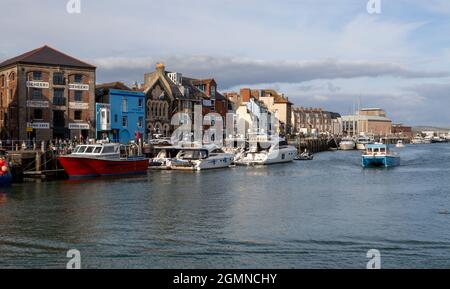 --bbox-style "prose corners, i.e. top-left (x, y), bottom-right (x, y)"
top-left (356, 143), bottom-right (367, 150)
top-left (340, 141), bottom-right (355, 150)
top-left (171, 154), bottom-right (234, 171)
top-left (235, 147), bottom-right (296, 166)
